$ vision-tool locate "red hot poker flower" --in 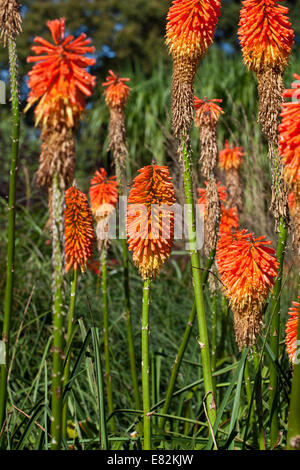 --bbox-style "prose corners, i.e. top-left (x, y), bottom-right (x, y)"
top-left (219, 205), bottom-right (239, 234)
top-left (279, 74), bottom-right (300, 196)
top-left (219, 140), bottom-right (244, 171)
top-left (166, 0), bottom-right (221, 60)
top-left (102, 70), bottom-right (131, 108)
top-left (26, 18), bottom-right (96, 129)
top-left (194, 96), bottom-right (223, 127)
top-left (65, 186), bottom-right (94, 273)
top-left (217, 229), bottom-right (278, 349)
top-left (238, 0), bottom-right (294, 73)
top-left (127, 165), bottom-right (176, 279)
top-left (89, 168), bottom-right (118, 212)
top-left (285, 298), bottom-right (300, 364)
